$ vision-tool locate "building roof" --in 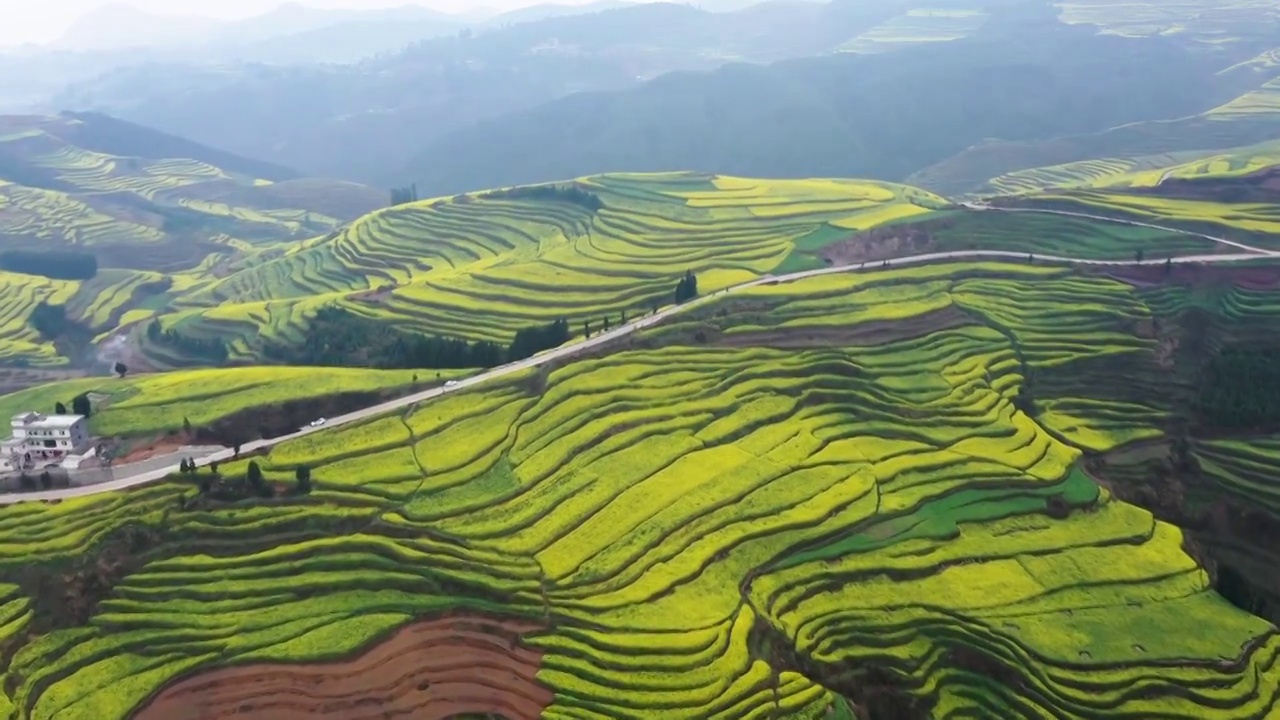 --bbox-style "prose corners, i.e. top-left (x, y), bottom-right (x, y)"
top-left (11, 412), bottom-right (85, 430)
